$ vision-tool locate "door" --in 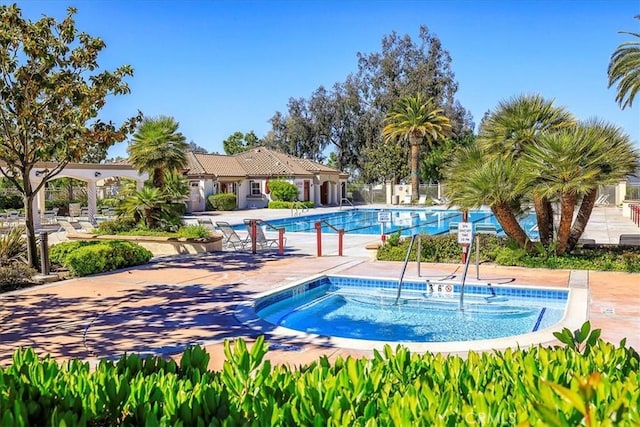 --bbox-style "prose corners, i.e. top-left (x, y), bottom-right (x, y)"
top-left (303, 180), bottom-right (310, 201)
